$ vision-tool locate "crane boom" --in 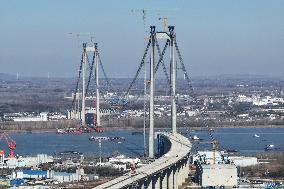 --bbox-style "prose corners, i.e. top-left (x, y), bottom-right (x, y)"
top-left (0, 132), bottom-right (16, 158)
